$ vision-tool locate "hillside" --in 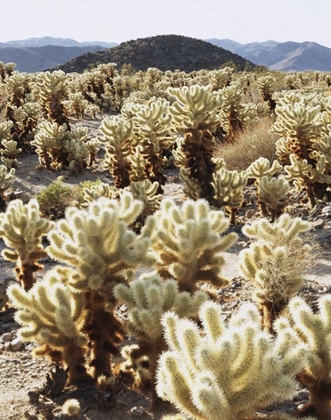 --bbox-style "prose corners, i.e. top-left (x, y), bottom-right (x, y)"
top-left (207, 38), bottom-right (331, 71)
top-left (53, 35), bottom-right (257, 73)
top-left (0, 45), bottom-right (107, 72)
